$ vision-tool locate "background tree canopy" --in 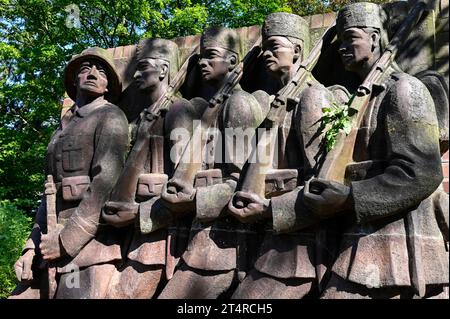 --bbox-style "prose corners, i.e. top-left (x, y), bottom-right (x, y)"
top-left (0, 0), bottom-right (388, 298)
